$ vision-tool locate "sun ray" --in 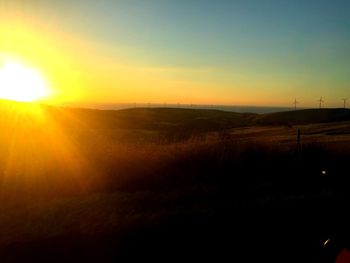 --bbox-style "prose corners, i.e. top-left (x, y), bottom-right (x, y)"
top-left (0, 102), bottom-right (96, 203)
